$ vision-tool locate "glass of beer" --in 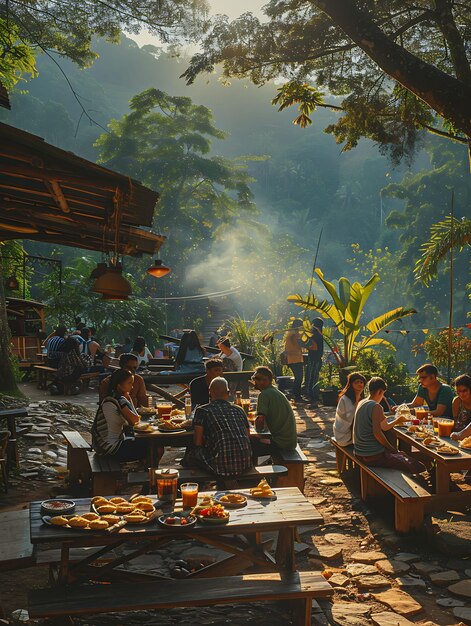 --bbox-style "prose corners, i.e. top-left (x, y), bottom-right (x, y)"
top-left (156, 402), bottom-right (173, 420)
top-left (241, 398), bottom-right (250, 416)
top-left (180, 482), bottom-right (199, 509)
top-left (155, 469), bottom-right (179, 504)
top-left (415, 408), bottom-right (429, 422)
top-left (437, 418), bottom-right (454, 438)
